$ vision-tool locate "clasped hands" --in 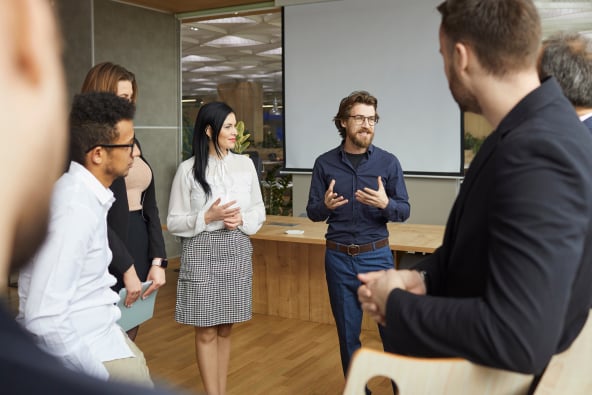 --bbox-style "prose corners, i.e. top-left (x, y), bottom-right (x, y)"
top-left (324, 176), bottom-right (389, 210)
top-left (358, 269), bottom-right (427, 325)
top-left (206, 197), bottom-right (243, 230)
